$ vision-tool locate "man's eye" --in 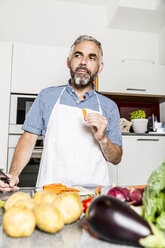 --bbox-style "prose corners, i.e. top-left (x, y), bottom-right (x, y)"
top-left (90, 56), bottom-right (96, 61)
top-left (75, 54), bottom-right (82, 58)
